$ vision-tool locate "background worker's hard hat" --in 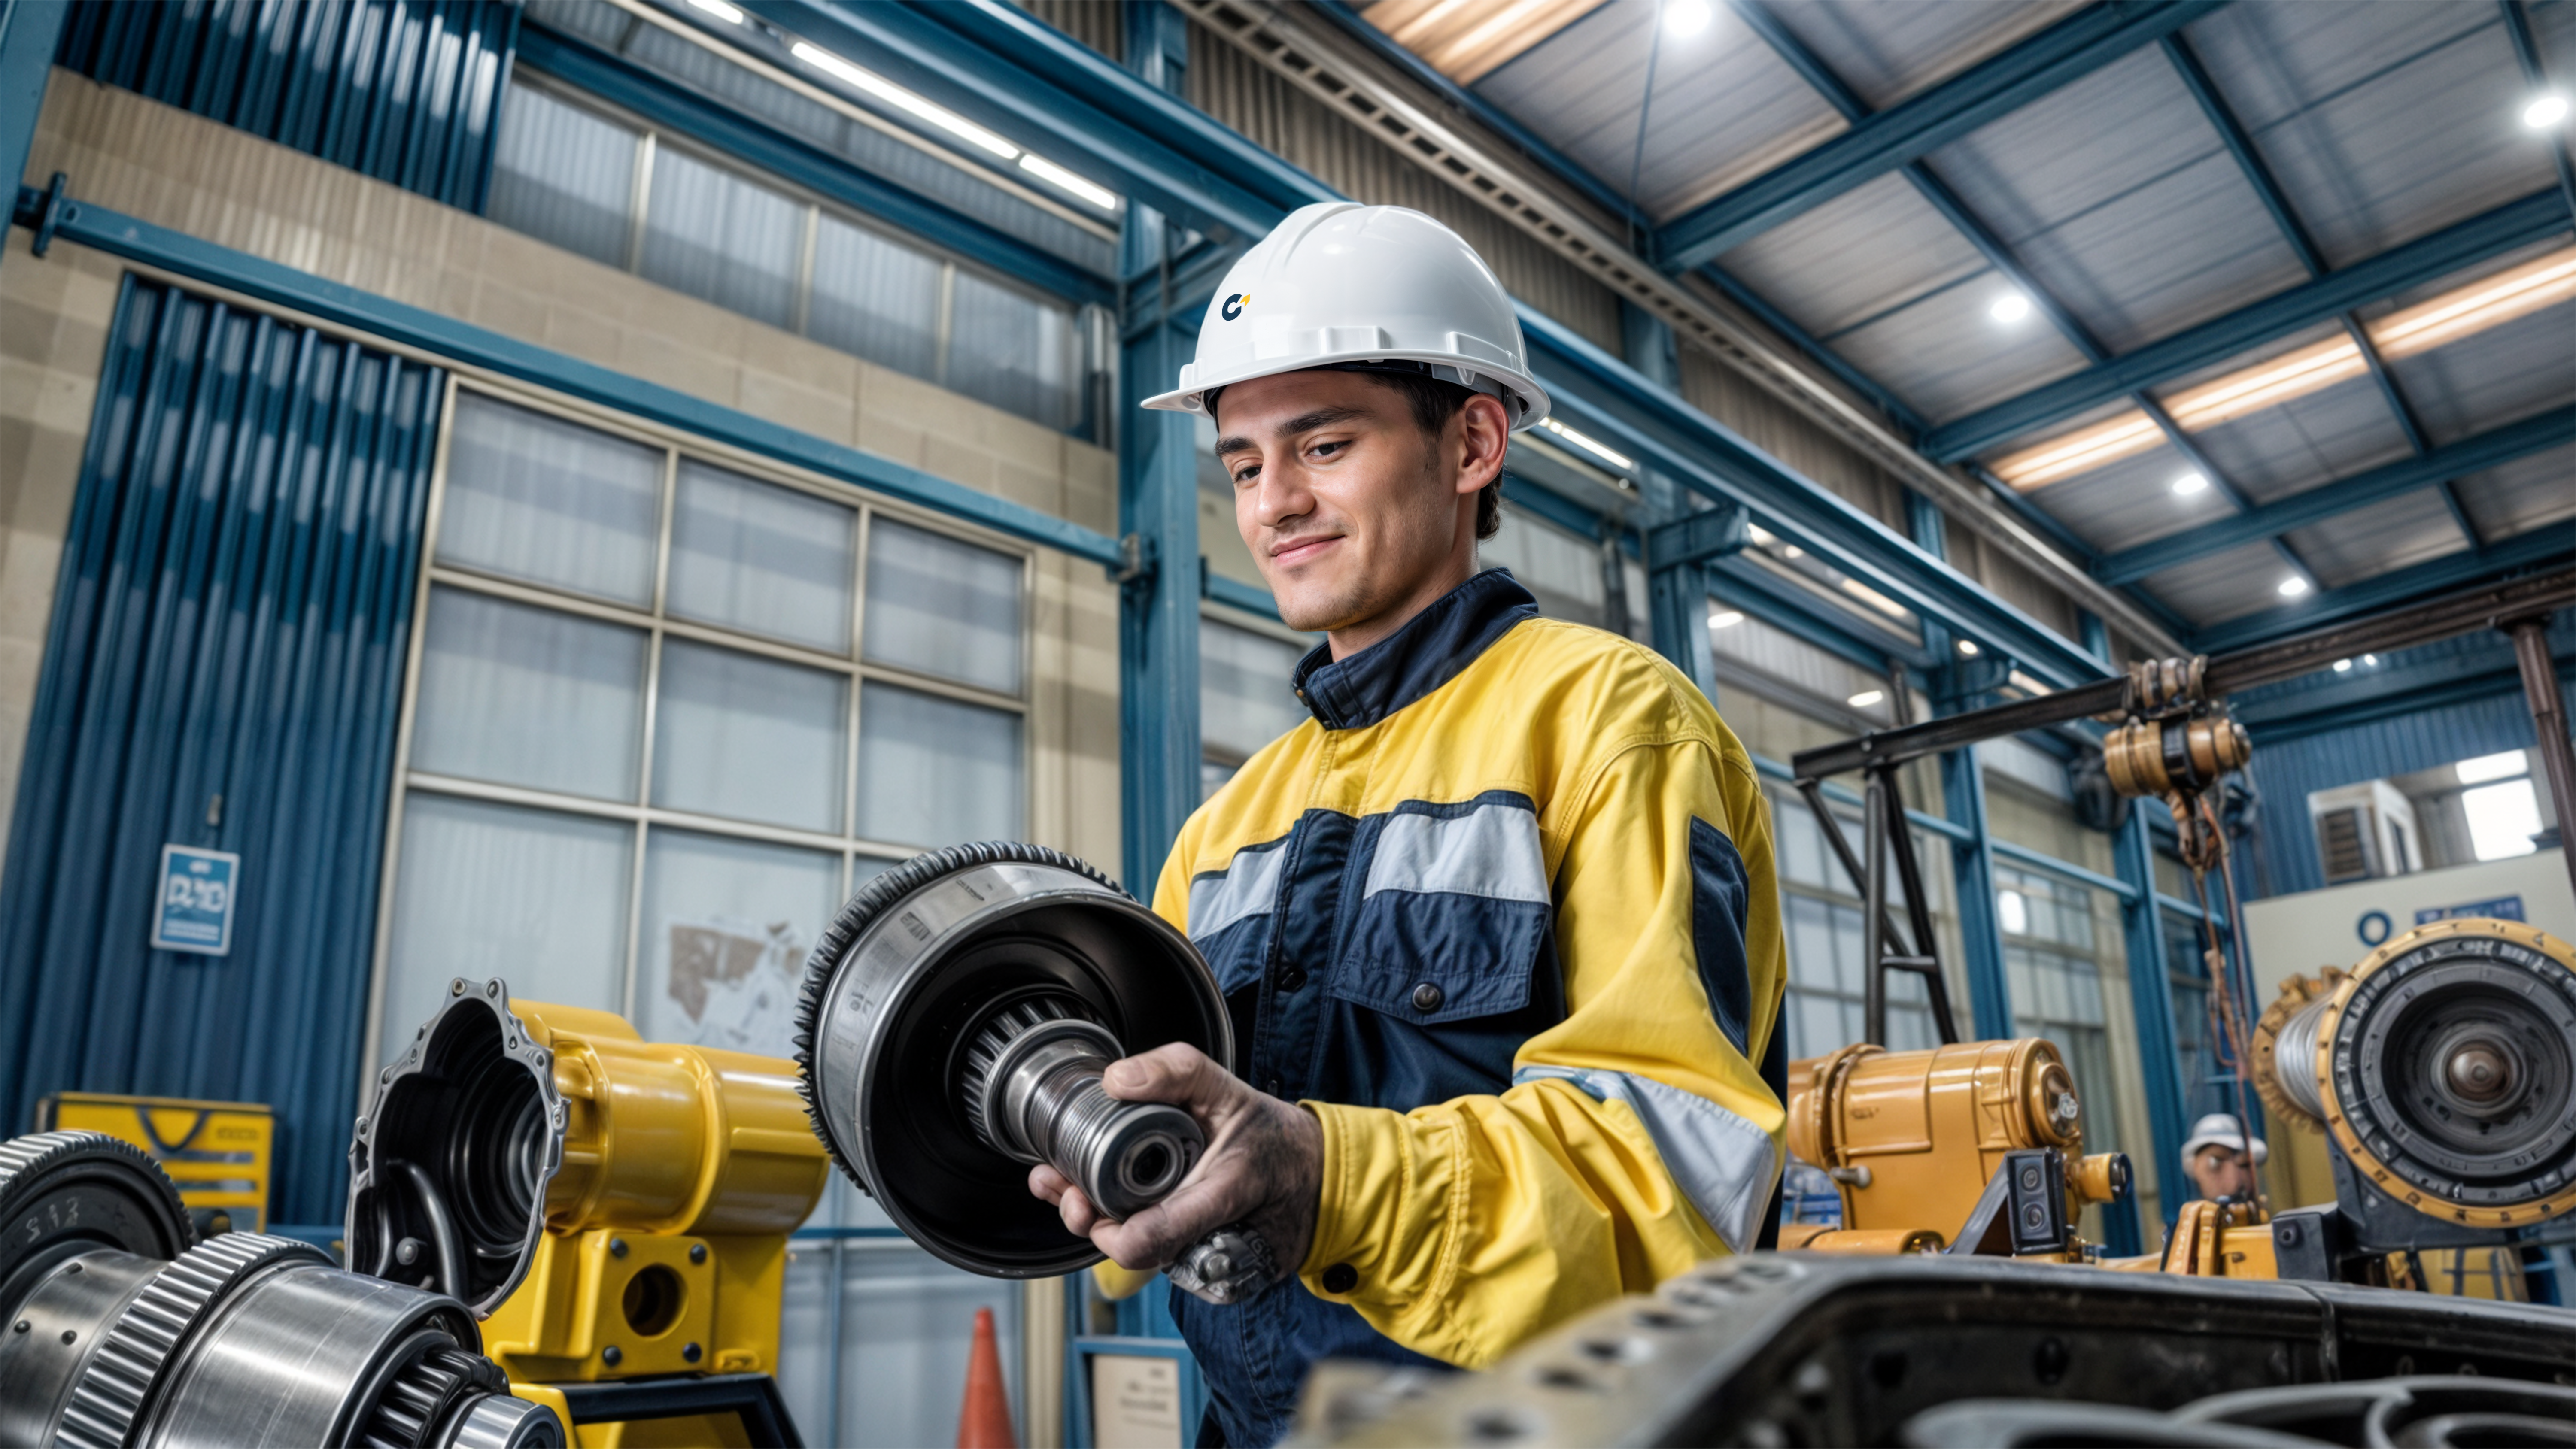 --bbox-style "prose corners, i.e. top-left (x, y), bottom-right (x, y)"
top-left (2181, 1112), bottom-right (2268, 1165)
top-left (1143, 202), bottom-right (1551, 429)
